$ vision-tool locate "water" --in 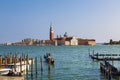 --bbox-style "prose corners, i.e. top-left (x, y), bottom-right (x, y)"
top-left (0, 44), bottom-right (120, 80)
